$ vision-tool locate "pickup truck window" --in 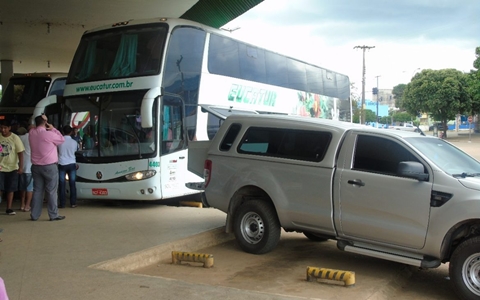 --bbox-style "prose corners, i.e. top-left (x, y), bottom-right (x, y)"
top-left (237, 127), bottom-right (331, 162)
top-left (407, 137), bottom-right (480, 175)
top-left (205, 108), bottom-right (259, 140)
top-left (220, 123), bottom-right (242, 151)
top-left (353, 135), bottom-right (422, 175)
